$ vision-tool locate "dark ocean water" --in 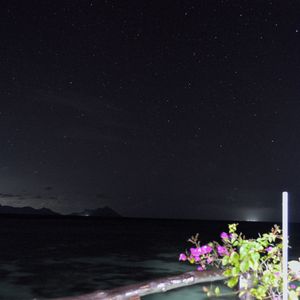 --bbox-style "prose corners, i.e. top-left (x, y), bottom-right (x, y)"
top-left (0, 217), bottom-right (299, 300)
